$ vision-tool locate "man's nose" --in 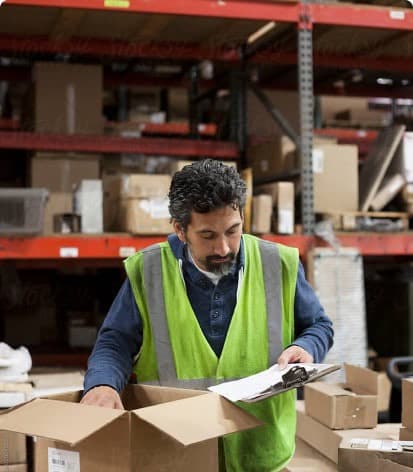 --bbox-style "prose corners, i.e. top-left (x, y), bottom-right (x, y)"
top-left (214, 237), bottom-right (230, 256)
